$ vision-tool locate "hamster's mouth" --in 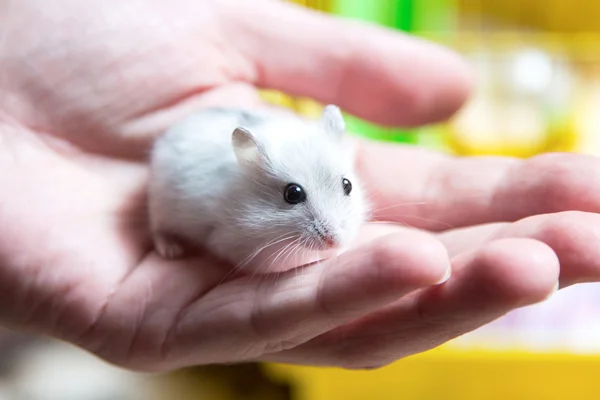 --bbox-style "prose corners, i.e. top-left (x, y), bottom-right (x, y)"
top-left (248, 237), bottom-right (338, 273)
top-left (311, 236), bottom-right (341, 251)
